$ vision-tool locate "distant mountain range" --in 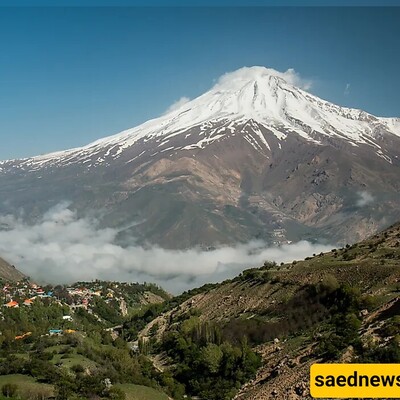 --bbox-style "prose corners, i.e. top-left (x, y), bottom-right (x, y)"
top-left (1, 66), bottom-right (400, 248)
